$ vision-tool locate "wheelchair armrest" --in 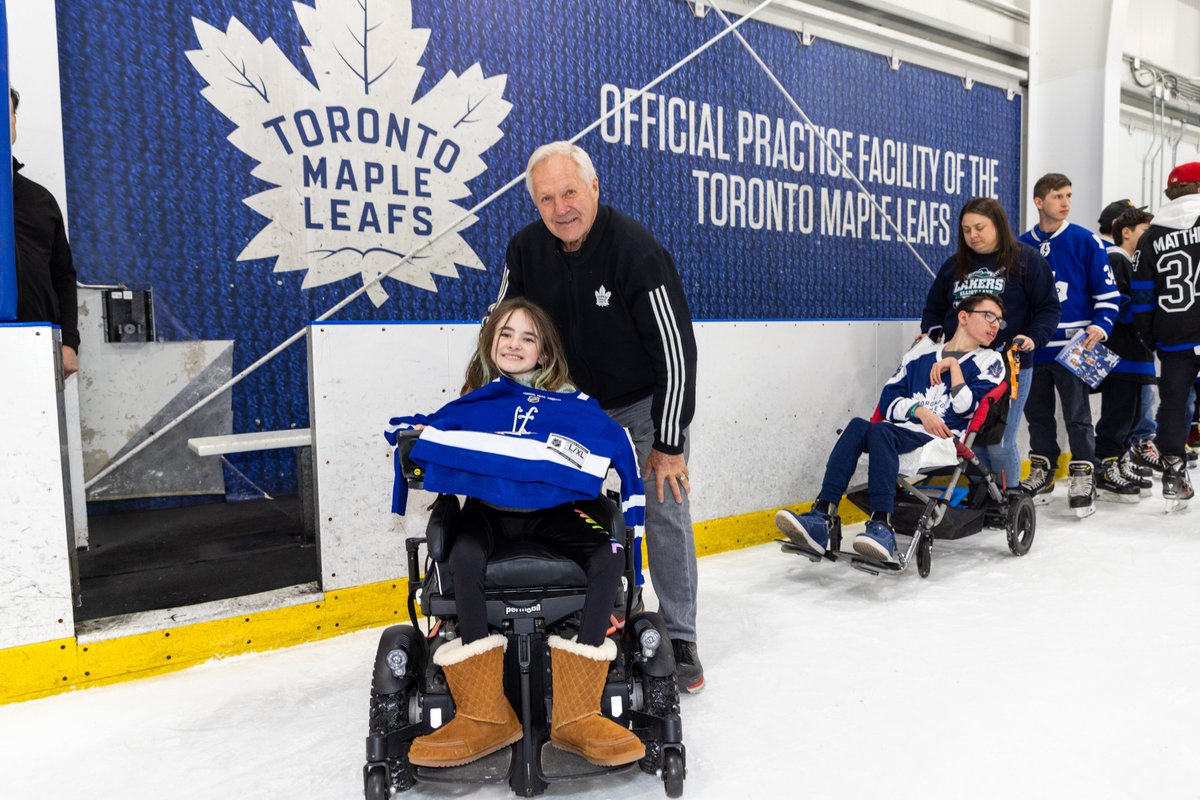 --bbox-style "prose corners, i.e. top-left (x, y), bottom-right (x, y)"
top-left (426, 493), bottom-right (461, 562)
top-left (393, 429), bottom-right (425, 488)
